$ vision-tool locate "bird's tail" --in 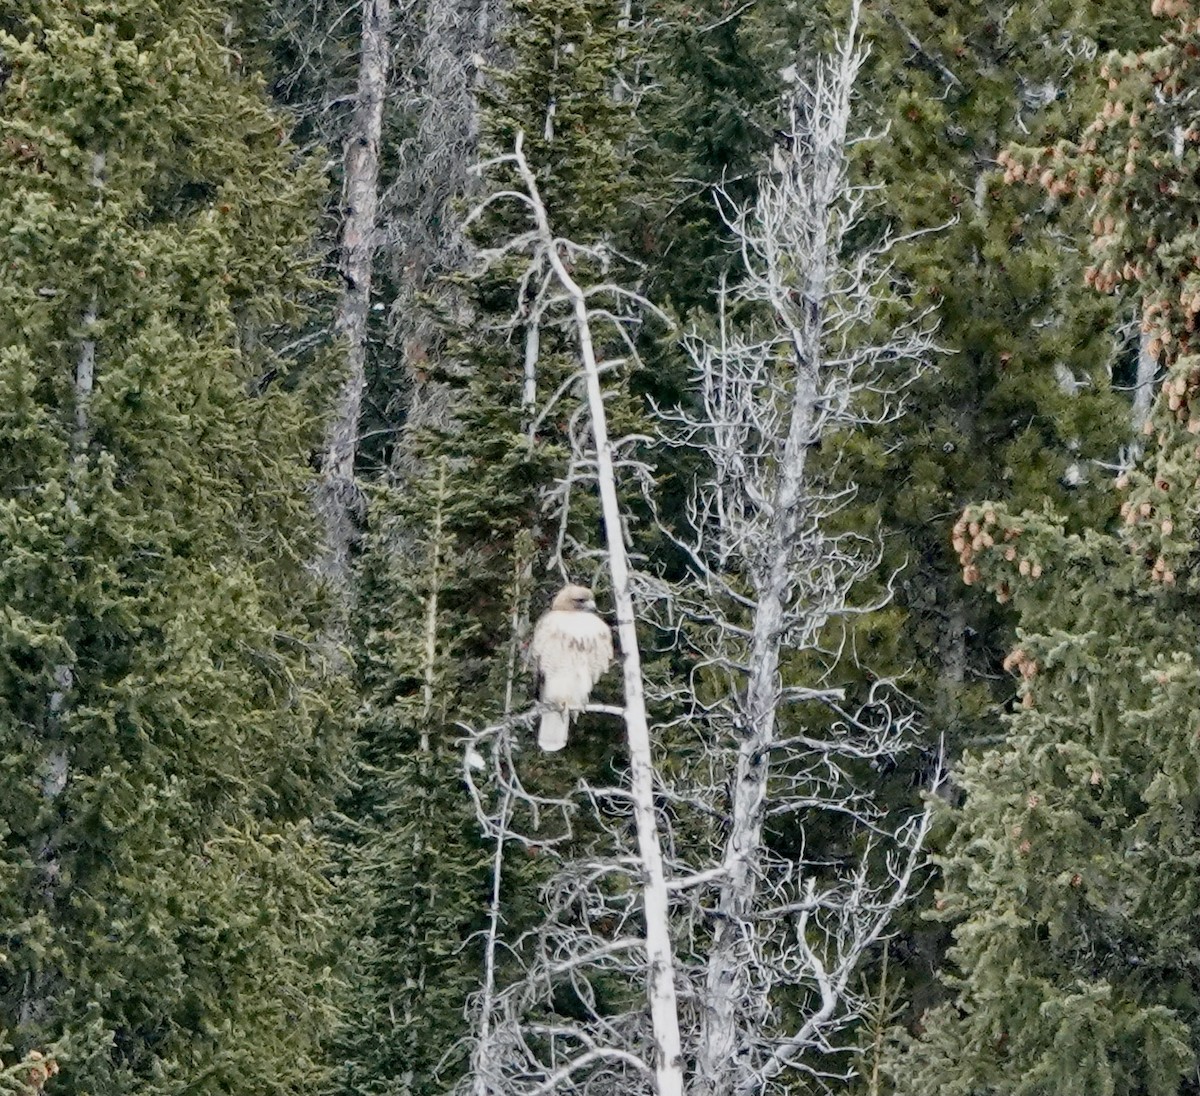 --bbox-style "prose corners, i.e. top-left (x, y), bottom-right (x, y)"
top-left (538, 709), bottom-right (569, 752)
